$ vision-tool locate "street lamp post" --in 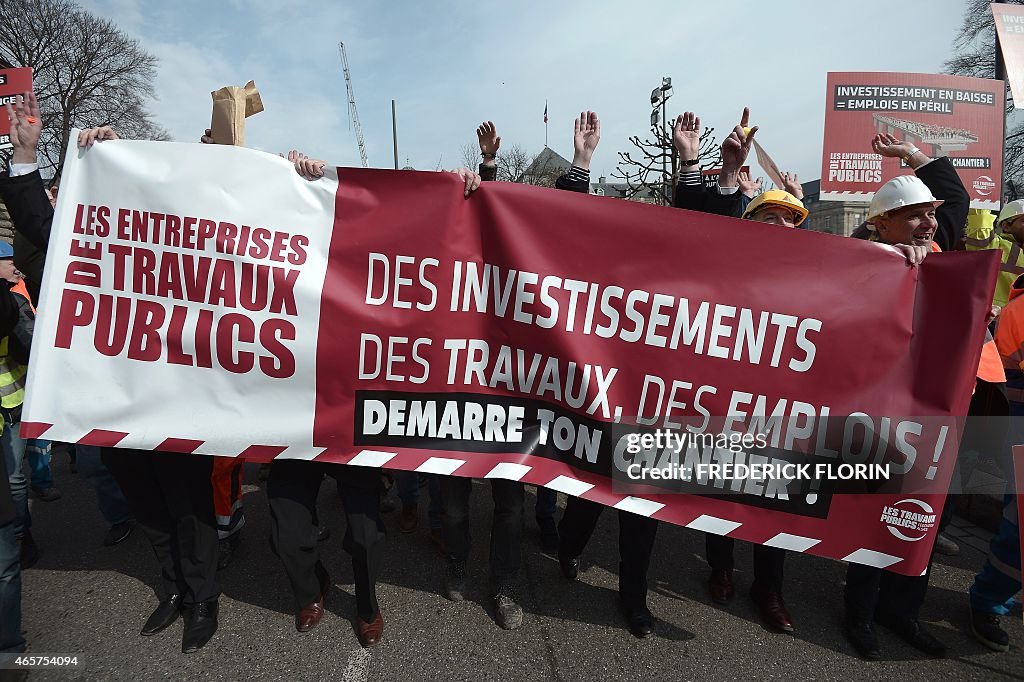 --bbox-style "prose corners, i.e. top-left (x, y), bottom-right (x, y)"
top-left (650, 77), bottom-right (674, 204)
